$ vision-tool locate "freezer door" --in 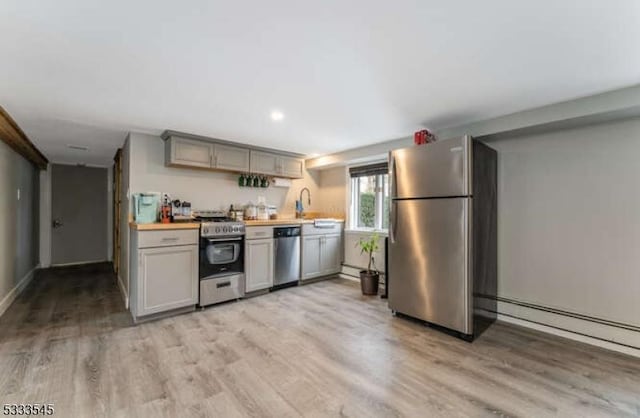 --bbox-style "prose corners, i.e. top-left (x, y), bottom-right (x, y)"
top-left (388, 197), bottom-right (472, 334)
top-left (390, 136), bottom-right (471, 199)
